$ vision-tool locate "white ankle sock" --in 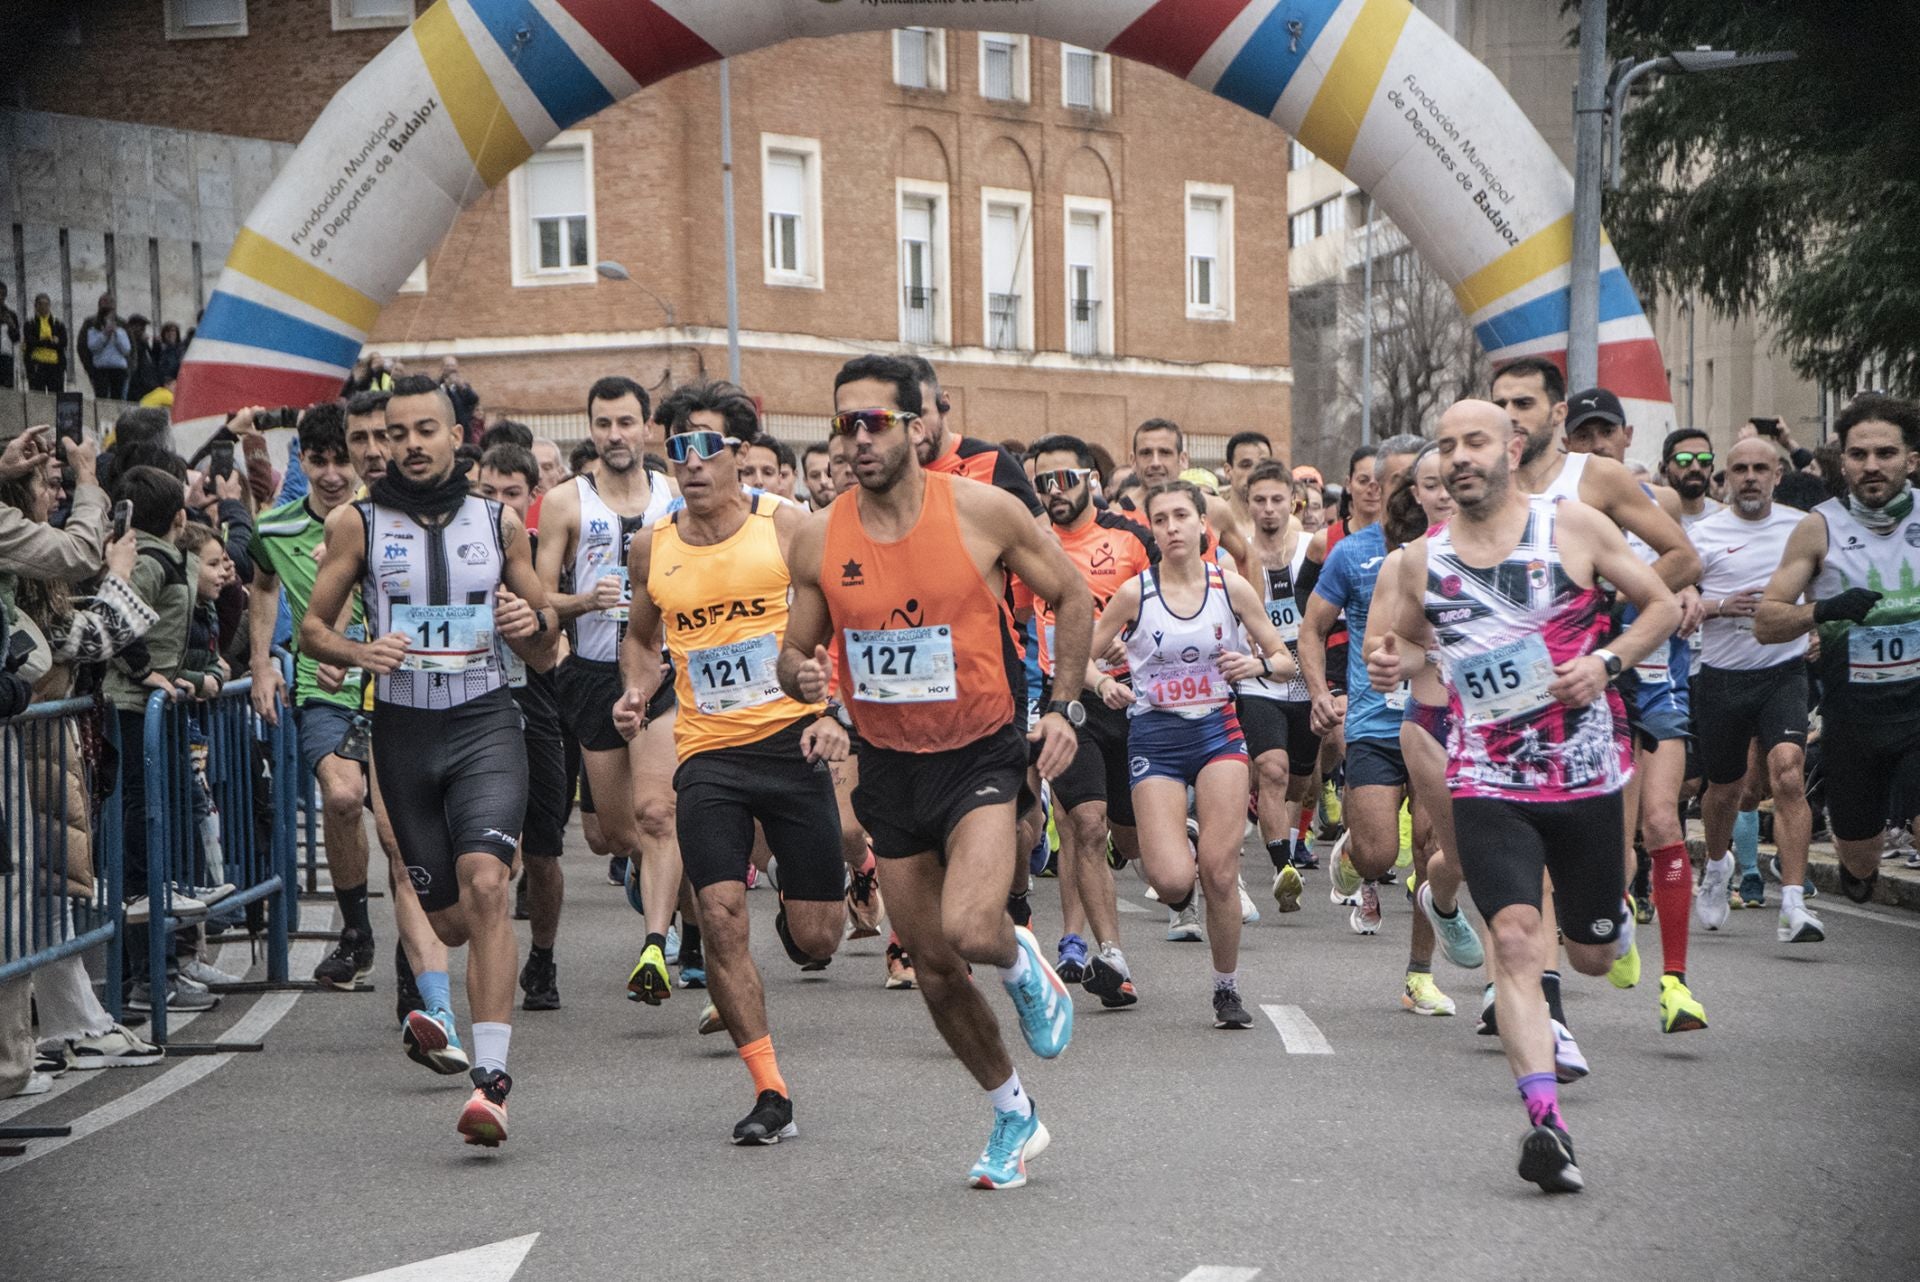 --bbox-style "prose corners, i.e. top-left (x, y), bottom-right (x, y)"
top-left (1781, 884), bottom-right (1805, 912)
top-left (987, 1071), bottom-right (1032, 1117)
top-left (472, 1021), bottom-right (512, 1074)
top-left (999, 943), bottom-right (1032, 988)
